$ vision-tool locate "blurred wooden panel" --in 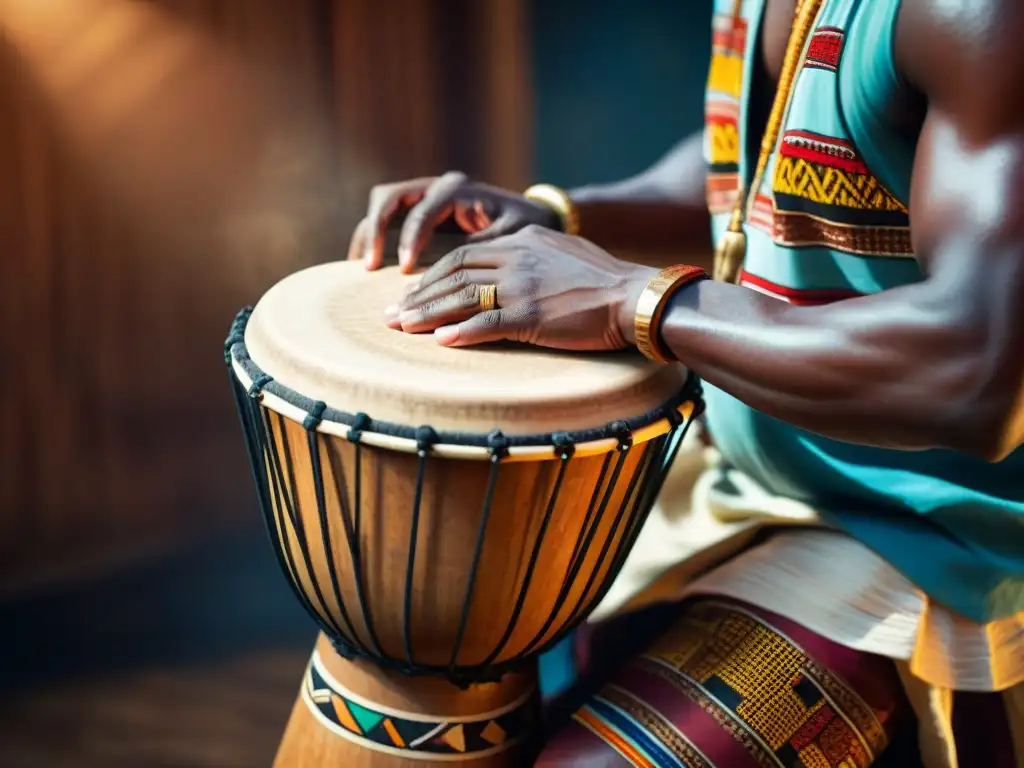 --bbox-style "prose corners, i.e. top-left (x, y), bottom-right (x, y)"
top-left (330, 0), bottom-right (532, 189)
top-left (0, 0), bottom-right (532, 593)
top-left (478, 0), bottom-right (532, 188)
top-left (0, 0), bottom-right (342, 592)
